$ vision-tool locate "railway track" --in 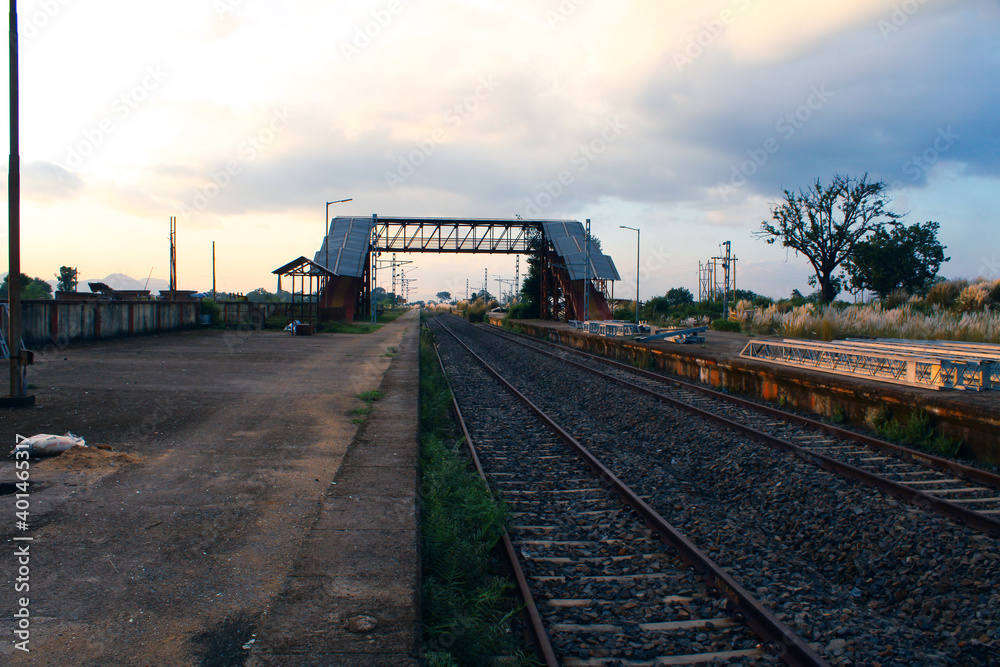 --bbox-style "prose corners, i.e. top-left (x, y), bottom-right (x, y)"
top-left (427, 317), bottom-right (825, 666)
top-left (478, 321), bottom-right (1000, 536)
top-left (430, 313), bottom-right (1000, 665)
